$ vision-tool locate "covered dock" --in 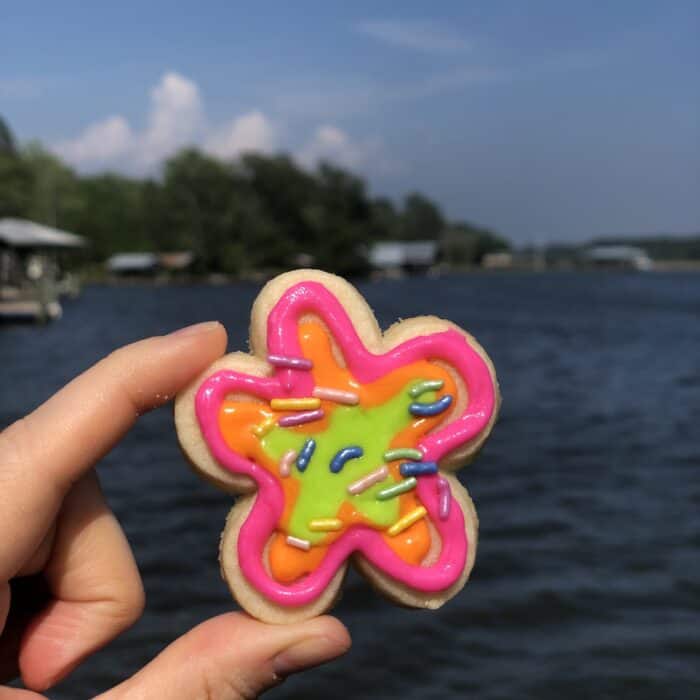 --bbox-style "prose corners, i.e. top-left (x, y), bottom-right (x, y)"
top-left (0, 218), bottom-right (85, 322)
